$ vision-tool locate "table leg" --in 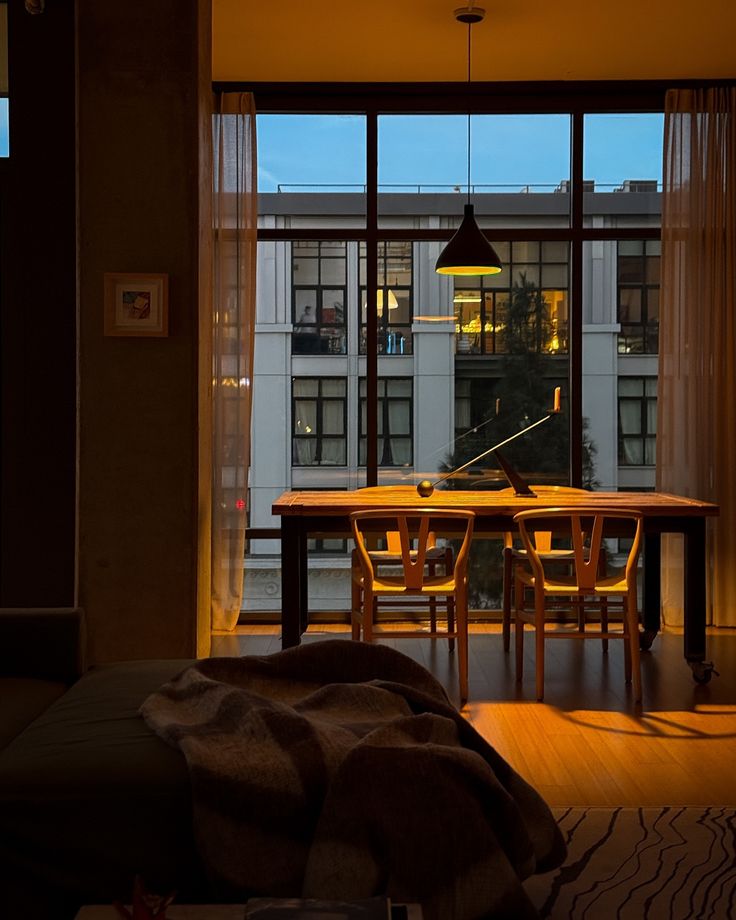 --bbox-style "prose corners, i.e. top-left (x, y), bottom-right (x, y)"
top-left (281, 518), bottom-right (307, 648)
top-left (641, 532), bottom-right (661, 650)
top-left (683, 517), bottom-right (716, 682)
